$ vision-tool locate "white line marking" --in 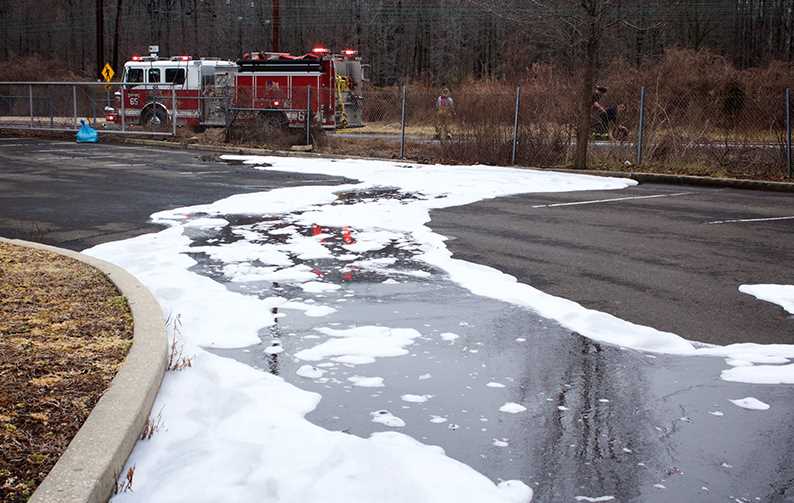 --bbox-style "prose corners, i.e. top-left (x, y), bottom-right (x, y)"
top-left (532, 192), bottom-right (693, 208)
top-left (707, 215), bottom-right (794, 225)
